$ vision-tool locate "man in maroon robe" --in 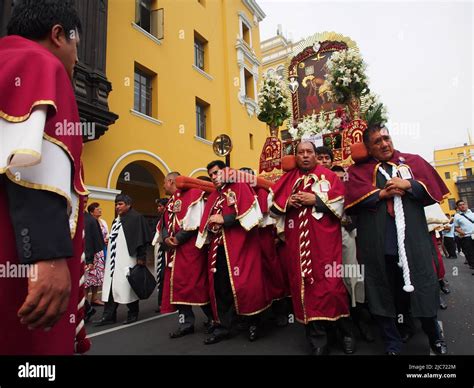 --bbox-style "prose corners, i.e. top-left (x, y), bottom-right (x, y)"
top-left (270, 141), bottom-right (349, 355)
top-left (196, 161), bottom-right (271, 344)
top-left (157, 172), bottom-right (213, 338)
top-left (239, 168), bottom-right (290, 327)
top-left (0, 0), bottom-right (89, 354)
top-left (345, 125), bottom-right (449, 355)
